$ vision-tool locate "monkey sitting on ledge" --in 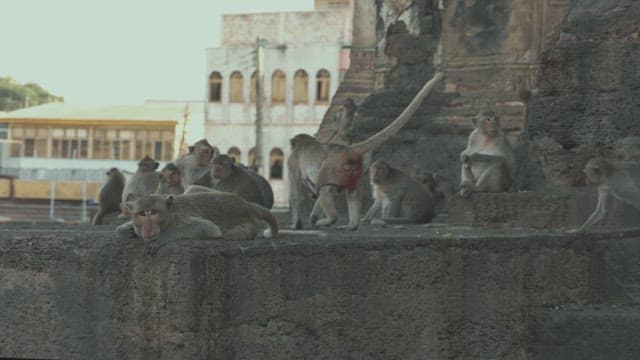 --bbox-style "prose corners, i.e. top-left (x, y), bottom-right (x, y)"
top-left (459, 111), bottom-right (514, 197)
top-left (363, 160), bottom-right (441, 225)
